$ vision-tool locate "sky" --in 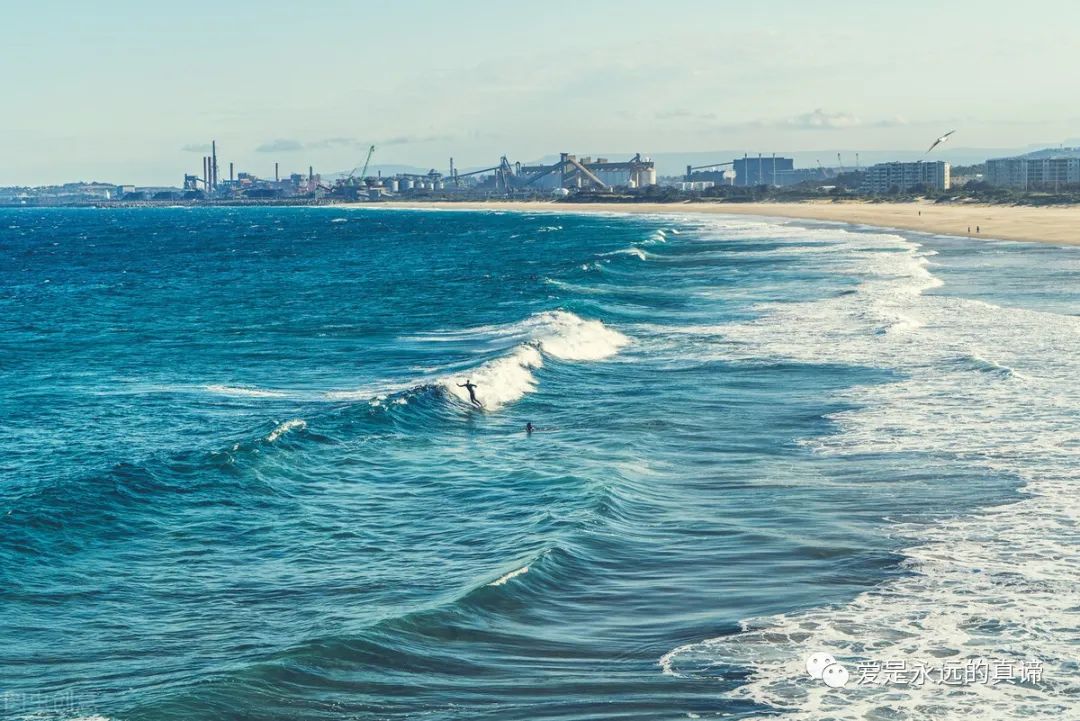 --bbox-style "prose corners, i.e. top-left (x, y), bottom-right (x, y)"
top-left (2, 0), bottom-right (1079, 185)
